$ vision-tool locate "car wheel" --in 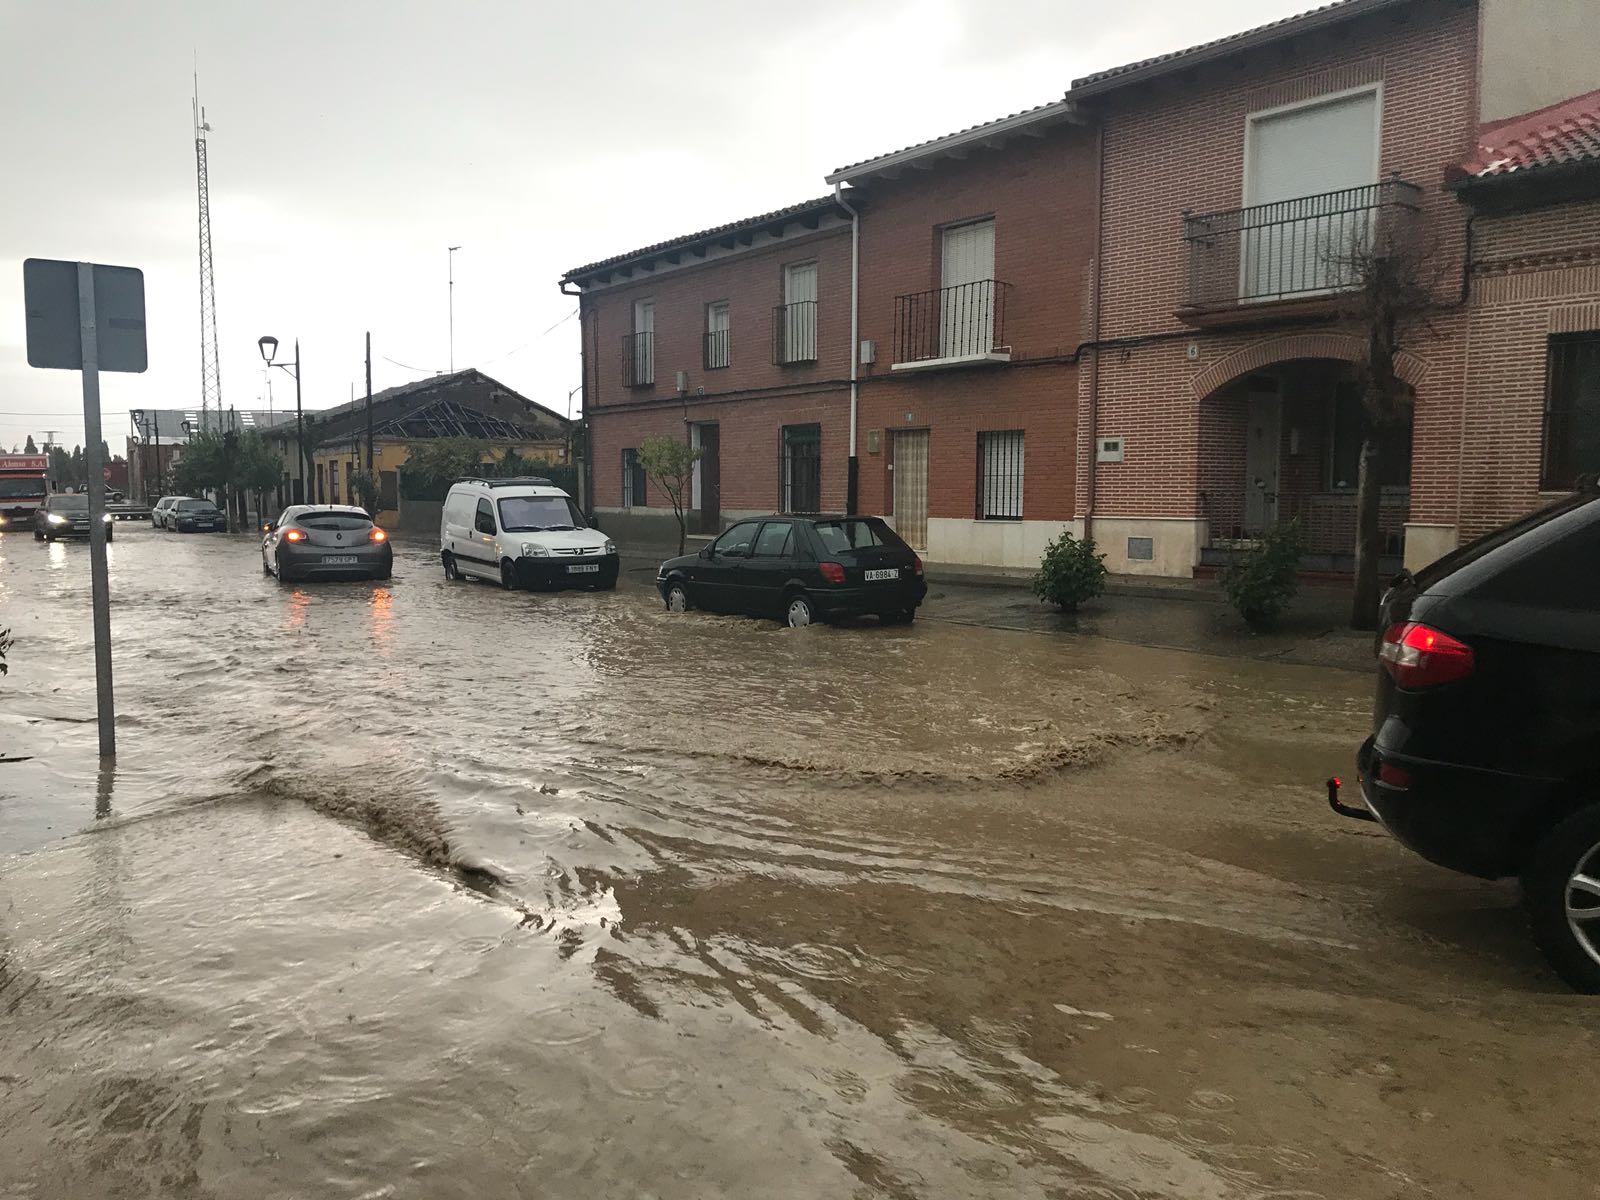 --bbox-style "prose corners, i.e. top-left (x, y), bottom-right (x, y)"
top-left (881, 609), bottom-right (915, 625)
top-left (1524, 804), bottom-right (1600, 993)
top-left (500, 558), bottom-right (518, 591)
top-left (664, 581), bottom-right (691, 612)
top-left (105, 531), bottom-right (113, 543)
top-left (262, 557), bottom-right (272, 575)
top-left (442, 551), bottom-right (462, 581)
top-left (33, 528), bottom-right (44, 541)
top-left (275, 554), bottom-right (295, 583)
top-left (376, 563), bottom-right (393, 581)
top-left (785, 592), bottom-right (816, 628)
